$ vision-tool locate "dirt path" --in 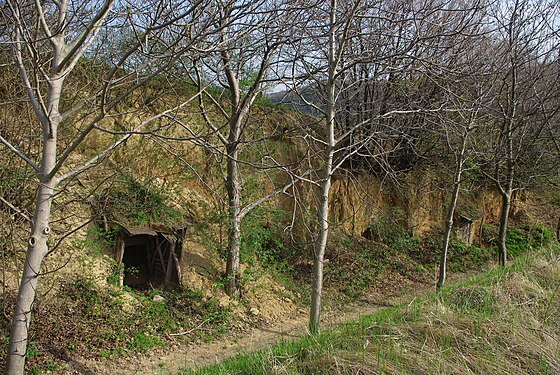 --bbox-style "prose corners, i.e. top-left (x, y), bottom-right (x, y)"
top-left (64, 284), bottom-right (430, 375)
